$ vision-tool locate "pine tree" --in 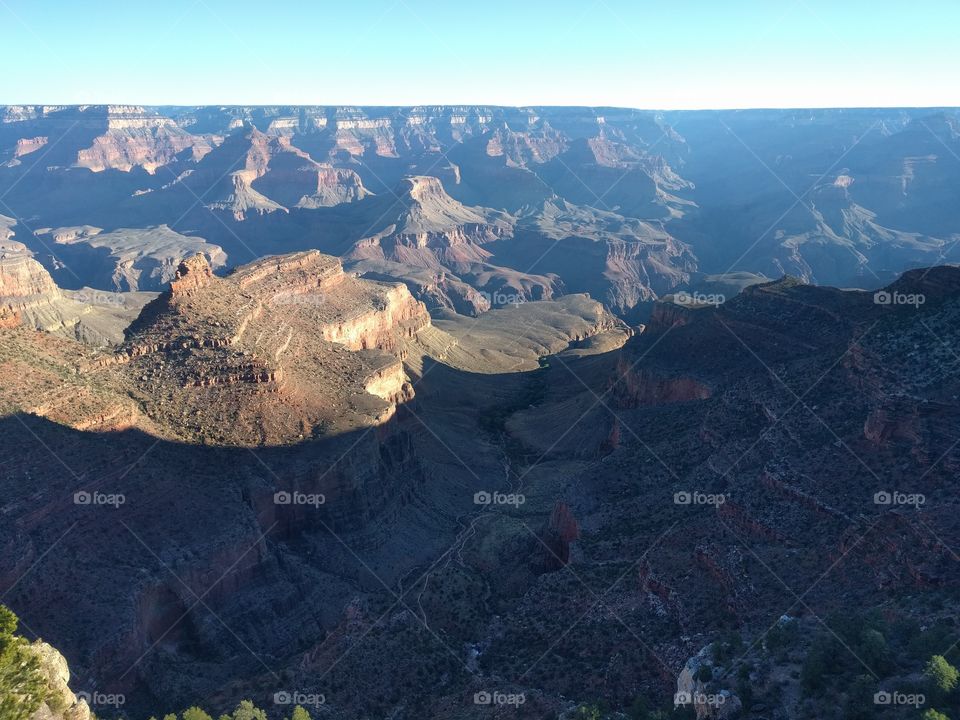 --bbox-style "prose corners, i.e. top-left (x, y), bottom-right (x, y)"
top-left (0, 605), bottom-right (49, 720)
